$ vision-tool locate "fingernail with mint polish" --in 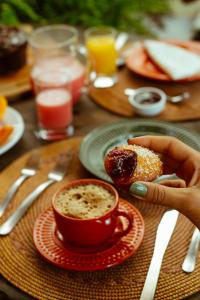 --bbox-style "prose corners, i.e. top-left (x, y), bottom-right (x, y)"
top-left (129, 182), bottom-right (148, 198)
